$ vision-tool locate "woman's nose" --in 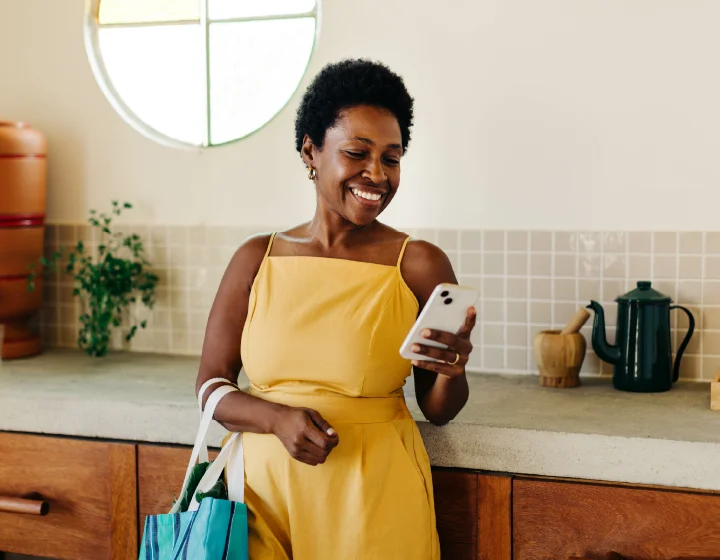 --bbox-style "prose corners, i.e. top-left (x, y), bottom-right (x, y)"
top-left (363, 157), bottom-right (387, 184)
